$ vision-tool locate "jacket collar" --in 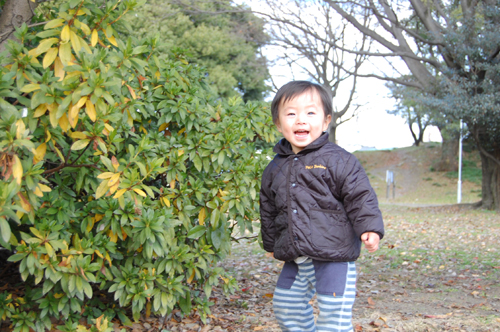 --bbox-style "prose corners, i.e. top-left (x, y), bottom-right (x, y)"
top-left (273, 132), bottom-right (330, 156)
